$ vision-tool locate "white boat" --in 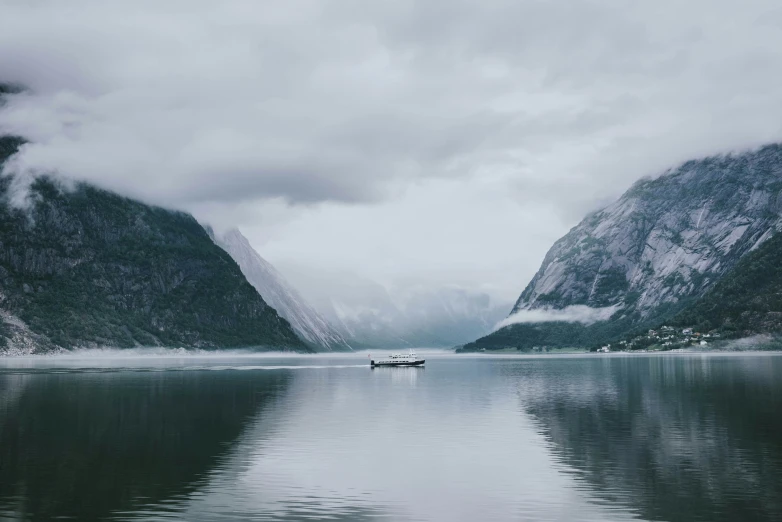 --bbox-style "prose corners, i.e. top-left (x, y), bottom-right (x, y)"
top-left (369, 350), bottom-right (425, 367)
